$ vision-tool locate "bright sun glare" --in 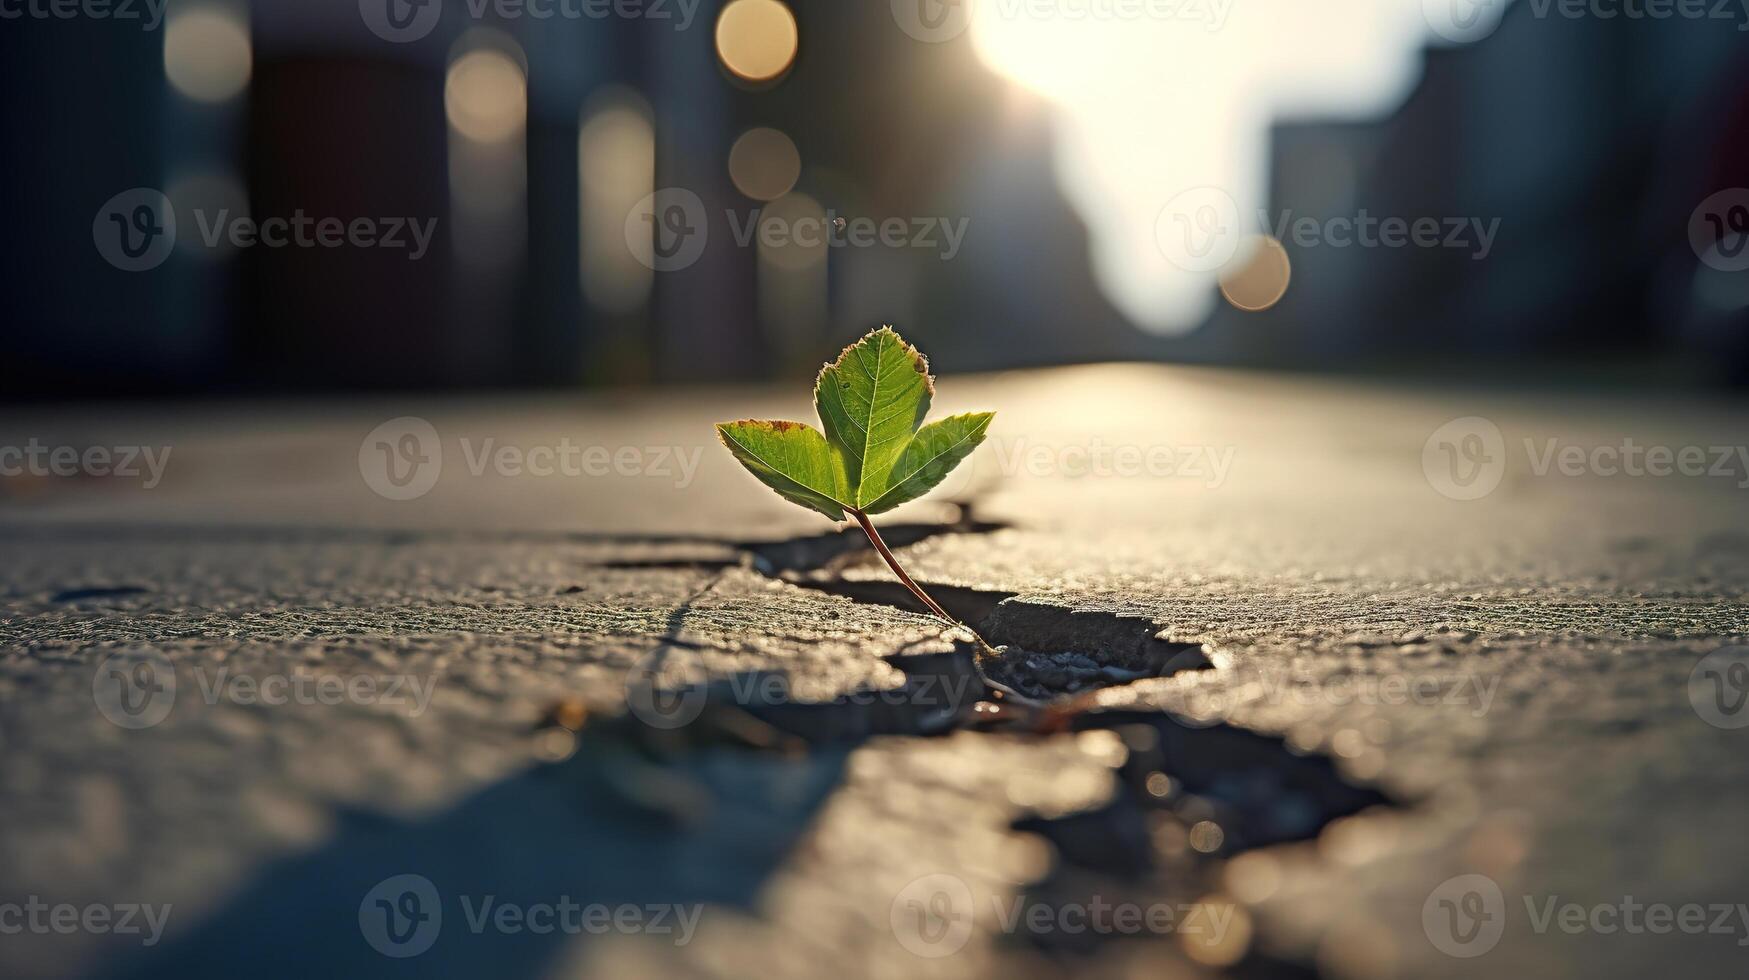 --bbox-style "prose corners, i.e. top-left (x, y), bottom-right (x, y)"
top-left (969, 0), bottom-right (1485, 332)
